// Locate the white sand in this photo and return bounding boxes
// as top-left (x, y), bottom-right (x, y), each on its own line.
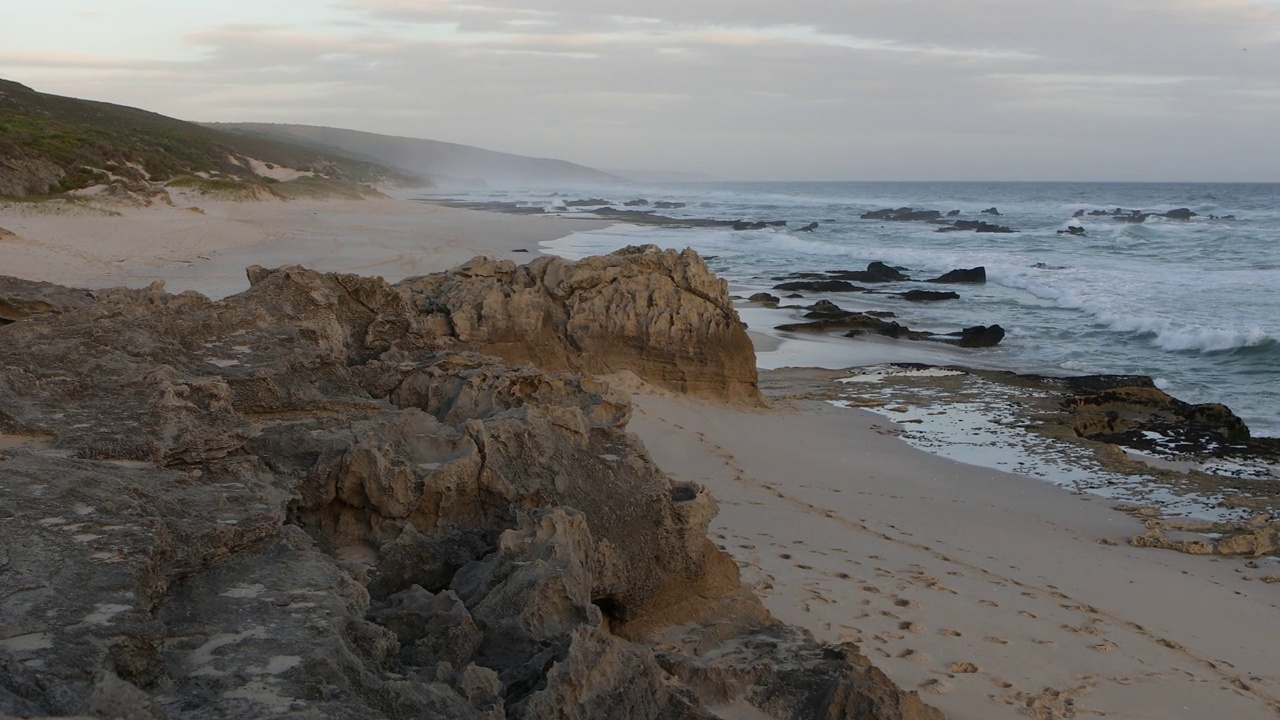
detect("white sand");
top-left (622, 374), bottom-right (1280, 719)
top-left (0, 193), bottom-right (605, 299)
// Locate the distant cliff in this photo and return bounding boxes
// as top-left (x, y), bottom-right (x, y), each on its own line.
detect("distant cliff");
top-left (209, 123), bottom-right (626, 187)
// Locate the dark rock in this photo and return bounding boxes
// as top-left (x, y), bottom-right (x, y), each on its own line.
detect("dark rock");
top-left (937, 220), bottom-right (1014, 234)
top-left (946, 210), bottom-right (961, 217)
top-left (1057, 226), bottom-right (1087, 237)
top-left (1072, 209), bottom-right (1085, 218)
top-left (564, 198), bottom-right (611, 207)
top-left (748, 292), bottom-right (780, 305)
top-left (653, 201), bottom-right (686, 209)
top-left (623, 199), bottom-right (650, 207)
top-left (512, 248), bottom-right (530, 253)
top-left (804, 299), bottom-right (854, 319)
top-left (822, 262), bottom-right (910, 283)
top-left (773, 279), bottom-right (860, 293)
top-left (860, 208), bottom-right (943, 222)
top-left (953, 324), bottom-right (1005, 348)
top-left (784, 293), bottom-right (804, 299)
top-left (980, 207), bottom-right (1001, 216)
top-left (797, 222), bottom-right (819, 232)
top-left (900, 290), bottom-right (959, 302)
top-left (926, 267), bottom-right (986, 284)
top-left (1162, 208), bottom-right (1197, 220)
top-left (1088, 210), bottom-right (1109, 216)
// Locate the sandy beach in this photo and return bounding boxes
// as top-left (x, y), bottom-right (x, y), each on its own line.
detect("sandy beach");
top-left (0, 191), bottom-right (605, 299)
top-left (4, 193), bottom-right (1277, 719)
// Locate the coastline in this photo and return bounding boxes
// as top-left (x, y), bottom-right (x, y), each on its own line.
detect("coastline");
top-left (0, 192), bottom-right (608, 299)
top-left (623, 372), bottom-right (1280, 720)
top-left (3, 192), bottom-right (1278, 718)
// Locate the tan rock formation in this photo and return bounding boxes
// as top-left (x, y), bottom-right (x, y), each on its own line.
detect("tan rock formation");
top-left (0, 258), bottom-right (937, 719)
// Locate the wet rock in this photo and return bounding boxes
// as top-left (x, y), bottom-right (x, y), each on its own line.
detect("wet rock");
top-left (860, 208), bottom-right (943, 222)
top-left (1113, 212), bottom-right (1150, 223)
top-left (653, 201), bottom-right (686, 209)
top-left (773, 279), bottom-right (861, 293)
top-left (900, 290), bottom-right (959, 302)
top-left (1057, 226), bottom-right (1087, 236)
top-left (936, 220), bottom-right (1014, 234)
top-left (952, 324), bottom-right (1005, 348)
top-left (926, 267), bottom-right (986, 284)
top-left (823, 262), bottom-right (910, 283)
top-left (980, 207), bottom-right (1001, 215)
top-left (797, 222), bottom-right (819, 232)
top-left (1162, 207), bottom-right (1197, 220)
top-left (563, 198), bottom-right (611, 207)
top-left (623, 199), bottom-right (650, 207)
top-left (748, 292), bottom-right (780, 305)
top-left (804, 299), bottom-right (855, 319)
top-left (1072, 209), bottom-right (1085, 218)
top-left (946, 210), bottom-right (961, 217)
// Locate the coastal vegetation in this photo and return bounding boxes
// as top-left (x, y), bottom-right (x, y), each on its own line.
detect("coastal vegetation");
top-left (0, 78), bottom-right (418, 197)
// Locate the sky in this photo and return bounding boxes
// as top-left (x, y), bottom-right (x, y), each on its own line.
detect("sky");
top-left (4, 0), bottom-right (1280, 181)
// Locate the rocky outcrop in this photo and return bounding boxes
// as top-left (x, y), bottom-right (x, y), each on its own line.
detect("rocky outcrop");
top-left (935, 220), bottom-right (1013, 234)
top-left (773, 279), bottom-right (862, 293)
top-left (0, 258), bottom-right (938, 719)
top-left (0, 275), bottom-right (95, 323)
top-left (394, 246), bottom-right (760, 404)
top-left (1131, 516), bottom-right (1280, 557)
top-left (900, 290), bottom-right (959, 302)
top-left (748, 292), bottom-right (780, 305)
top-left (926, 267), bottom-right (986, 284)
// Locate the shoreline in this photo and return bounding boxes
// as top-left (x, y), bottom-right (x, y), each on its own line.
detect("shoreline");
top-left (622, 372), bottom-right (1280, 720)
top-left (0, 192), bottom-right (608, 299)
top-left (4, 192), bottom-right (1278, 718)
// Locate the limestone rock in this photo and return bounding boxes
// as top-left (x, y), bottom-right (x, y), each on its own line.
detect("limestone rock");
top-left (0, 275), bottom-right (95, 323)
top-left (0, 259), bottom-right (936, 719)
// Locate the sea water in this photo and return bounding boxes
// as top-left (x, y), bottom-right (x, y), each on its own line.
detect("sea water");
top-left (424, 182), bottom-right (1280, 438)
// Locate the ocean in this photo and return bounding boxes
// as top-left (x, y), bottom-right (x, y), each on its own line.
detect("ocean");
top-left (423, 181), bottom-right (1280, 438)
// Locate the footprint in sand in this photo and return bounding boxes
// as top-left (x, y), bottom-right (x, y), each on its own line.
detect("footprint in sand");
top-left (861, 585), bottom-right (881, 594)
top-left (892, 597), bottom-right (913, 608)
top-left (978, 599), bottom-right (999, 607)
top-left (1018, 610), bottom-right (1037, 619)
top-left (916, 678), bottom-right (954, 695)
top-left (948, 662), bottom-right (981, 674)
top-left (983, 636), bottom-right (1008, 644)
top-left (939, 629), bottom-right (963, 637)
top-left (899, 621), bottom-right (926, 634)
top-left (1090, 641), bottom-right (1117, 653)
top-left (897, 648), bottom-right (931, 663)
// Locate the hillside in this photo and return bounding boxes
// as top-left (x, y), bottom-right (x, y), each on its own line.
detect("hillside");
top-left (208, 123), bottom-right (626, 187)
top-left (0, 79), bottom-right (419, 197)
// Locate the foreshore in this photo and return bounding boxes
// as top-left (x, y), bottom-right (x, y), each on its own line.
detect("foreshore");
top-left (3, 192), bottom-right (1278, 719)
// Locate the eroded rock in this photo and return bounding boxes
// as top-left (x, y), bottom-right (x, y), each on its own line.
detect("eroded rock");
top-left (0, 257), bottom-right (937, 719)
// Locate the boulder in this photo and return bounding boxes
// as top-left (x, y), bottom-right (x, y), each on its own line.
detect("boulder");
top-left (1072, 209), bottom-right (1085, 218)
top-left (823, 262), bottom-right (910, 283)
top-left (953, 324), bottom-right (1005, 348)
top-left (946, 210), bottom-right (961, 217)
top-left (653, 201), bottom-right (686, 209)
top-left (980, 207), bottom-right (1001, 215)
top-left (1162, 208), bottom-right (1197, 220)
top-left (564, 198), bottom-right (611, 207)
top-left (748, 292), bottom-right (780, 305)
top-left (926, 267), bottom-right (986, 284)
top-left (936, 220), bottom-right (1013, 233)
top-left (797, 222), bottom-right (819, 232)
top-left (1057, 226), bottom-right (1087, 236)
top-left (623, 199), bottom-right (649, 207)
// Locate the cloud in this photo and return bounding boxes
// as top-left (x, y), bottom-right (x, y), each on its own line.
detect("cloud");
top-left (2, 0), bottom-right (1278, 179)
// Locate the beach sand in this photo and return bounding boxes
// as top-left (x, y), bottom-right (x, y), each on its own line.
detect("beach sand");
top-left (4, 193), bottom-right (1277, 719)
top-left (622, 371), bottom-right (1280, 720)
top-left (0, 192), bottom-right (605, 298)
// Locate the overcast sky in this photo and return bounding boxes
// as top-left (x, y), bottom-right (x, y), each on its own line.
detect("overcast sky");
top-left (4, 0), bottom-right (1280, 181)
